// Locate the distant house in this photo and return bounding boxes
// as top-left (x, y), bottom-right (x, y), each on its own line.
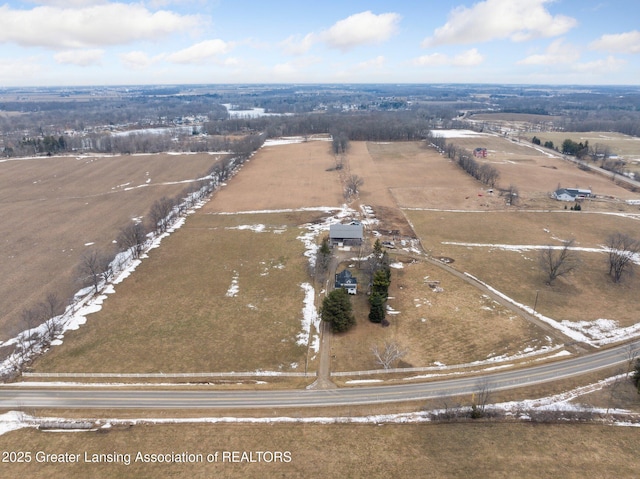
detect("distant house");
top-left (552, 188), bottom-right (592, 202)
top-left (335, 269), bottom-right (358, 294)
top-left (329, 221), bottom-right (363, 246)
top-left (473, 147), bottom-right (487, 158)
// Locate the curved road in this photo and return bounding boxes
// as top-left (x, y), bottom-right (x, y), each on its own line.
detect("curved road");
top-left (1, 340), bottom-right (638, 409)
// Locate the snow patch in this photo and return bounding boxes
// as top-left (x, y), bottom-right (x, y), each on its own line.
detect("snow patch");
top-left (225, 272), bottom-right (239, 297)
top-left (297, 283), bottom-right (320, 353)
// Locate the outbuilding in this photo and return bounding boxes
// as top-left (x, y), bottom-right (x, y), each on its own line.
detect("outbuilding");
top-left (329, 221), bottom-right (363, 246)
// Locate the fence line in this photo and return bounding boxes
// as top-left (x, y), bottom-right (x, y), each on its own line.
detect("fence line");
top-left (23, 371), bottom-right (311, 379)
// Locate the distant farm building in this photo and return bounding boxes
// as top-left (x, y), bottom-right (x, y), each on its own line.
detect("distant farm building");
top-left (473, 147), bottom-right (487, 158)
top-left (329, 221), bottom-right (363, 246)
top-left (552, 188), bottom-right (592, 202)
top-left (335, 269), bottom-right (358, 294)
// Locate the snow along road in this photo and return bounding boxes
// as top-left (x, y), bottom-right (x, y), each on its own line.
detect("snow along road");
top-left (2, 341), bottom-right (639, 410)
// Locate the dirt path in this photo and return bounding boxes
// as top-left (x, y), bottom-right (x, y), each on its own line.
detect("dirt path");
top-left (307, 251), bottom-right (342, 390)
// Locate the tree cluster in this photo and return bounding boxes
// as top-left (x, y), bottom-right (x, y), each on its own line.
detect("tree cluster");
top-left (561, 138), bottom-right (589, 158)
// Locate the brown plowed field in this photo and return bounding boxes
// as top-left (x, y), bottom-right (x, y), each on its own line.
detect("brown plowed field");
top-left (0, 153), bottom-right (227, 340)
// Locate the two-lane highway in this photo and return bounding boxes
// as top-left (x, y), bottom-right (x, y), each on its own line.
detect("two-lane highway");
top-left (2, 341), bottom-right (638, 410)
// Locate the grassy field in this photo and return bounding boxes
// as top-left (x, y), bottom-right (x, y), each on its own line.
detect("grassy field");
top-left (0, 152), bottom-right (227, 341)
top-left (330, 256), bottom-right (546, 372)
top-left (407, 209), bottom-right (640, 327)
top-left (441, 133), bottom-right (639, 203)
top-left (30, 210), bottom-right (322, 374)
top-left (519, 131), bottom-right (640, 161)
top-left (24, 138), bottom-right (640, 376)
top-left (0, 422), bottom-right (638, 478)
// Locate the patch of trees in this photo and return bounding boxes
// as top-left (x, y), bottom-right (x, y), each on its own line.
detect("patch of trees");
top-left (321, 288), bottom-right (355, 333)
top-left (561, 138), bottom-right (589, 158)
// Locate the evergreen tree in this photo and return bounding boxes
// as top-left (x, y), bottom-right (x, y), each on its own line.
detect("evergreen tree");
top-left (321, 288), bottom-right (355, 333)
top-left (368, 292), bottom-right (386, 323)
top-left (372, 267), bottom-right (391, 299)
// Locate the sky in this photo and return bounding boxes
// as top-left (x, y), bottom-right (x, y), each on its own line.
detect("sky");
top-left (0, 0), bottom-right (638, 86)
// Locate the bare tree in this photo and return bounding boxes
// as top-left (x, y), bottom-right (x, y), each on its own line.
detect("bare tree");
top-left (501, 184), bottom-right (519, 206)
top-left (371, 341), bottom-right (407, 369)
top-left (470, 379), bottom-right (493, 418)
top-left (117, 221), bottom-right (147, 259)
top-left (606, 233), bottom-right (640, 283)
top-left (478, 163), bottom-right (500, 188)
top-left (538, 239), bottom-right (580, 284)
top-left (624, 342), bottom-right (640, 377)
top-left (76, 249), bottom-right (113, 294)
top-left (148, 196), bottom-right (176, 233)
top-left (345, 174), bottom-right (364, 200)
top-left (40, 293), bottom-right (64, 345)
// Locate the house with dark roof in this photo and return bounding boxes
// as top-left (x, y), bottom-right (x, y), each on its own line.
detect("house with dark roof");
top-left (329, 221), bottom-right (363, 246)
top-left (335, 269), bottom-right (358, 294)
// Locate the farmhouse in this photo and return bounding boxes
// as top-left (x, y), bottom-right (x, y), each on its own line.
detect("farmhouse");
top-left (473, 147), bottom-right (487, 158)
top-left (329, 221), bottom-right (363, 246)
top-left (552, 187), bottom-right (592, 202)
top-left (335, 269), bottom-right (358, 294)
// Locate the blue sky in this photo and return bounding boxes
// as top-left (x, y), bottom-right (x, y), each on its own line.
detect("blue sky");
top-left (0, 0), bottom-right (638, 86)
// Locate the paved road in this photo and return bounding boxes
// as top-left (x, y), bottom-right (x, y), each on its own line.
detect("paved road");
top-left (2, 341), bottom-right (638, 409)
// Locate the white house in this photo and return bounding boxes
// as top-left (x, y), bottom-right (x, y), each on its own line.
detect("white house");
top-left (335, 269), bottom-right (358, 294)
top-left (552, 188), bottom-right (592, 202)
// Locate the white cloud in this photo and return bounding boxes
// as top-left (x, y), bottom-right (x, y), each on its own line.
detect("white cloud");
top-left (0, 3), bottom-right (203, 49)
top-left (280, 33), bottom-right (316, 56)
top-left (29, 0), bottom-right (108, 6)
top-left (518, 38), bottom-right (580, 65)
top-left (452, 48), bottom-right (485, 66)
top-left (572, 55), bottom-right (626, 74)
top-left (54, 49), bottom-right (104, 66)
top-left (120, 51), bottom-right (157, 70)
top-left (412, 53), bottom-right (449, 66)
top-left (422, 0), bottom-right (577, 47)
top-left (357, 56), bottom-right (386, 69)
top-left (166, 39), bottom-right (232, 64)
top-left (321, 11), bottom-right (401, 51)
top-left (412, 48), bottom-right (484, 67)
top-left (590, 30), bottom-right (640, 54)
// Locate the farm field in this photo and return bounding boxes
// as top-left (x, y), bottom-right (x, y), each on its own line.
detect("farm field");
top-left (440, 132), bottom-right (640, 203)
top-left (0, 422), bottom-right (637, 479)
top-left (23, 136), bottom-right (640, 377)
top-left (519, 131), bottom-right (640, 161)
top-left (31, 210), bottom-right (322, 374)
top-left (407, 209), bottom-right (640, 328)
top-left (0, 152), bottom-right (227, 341)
